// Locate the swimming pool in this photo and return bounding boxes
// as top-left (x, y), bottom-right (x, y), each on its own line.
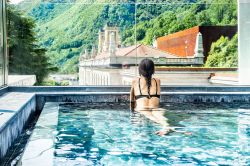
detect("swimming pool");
top-left (10, 102), bottom-right (250, 165)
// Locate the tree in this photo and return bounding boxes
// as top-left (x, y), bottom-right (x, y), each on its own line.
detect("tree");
top-left (123, 0), bottom-right (237, 45)
top-left (7, 4), bottom-right (57, 84)
top-left (205, 34), bottom-right (238, 67)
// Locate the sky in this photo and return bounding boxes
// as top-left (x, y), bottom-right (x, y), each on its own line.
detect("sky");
top-left (10, 0), bottom-right (24, 4)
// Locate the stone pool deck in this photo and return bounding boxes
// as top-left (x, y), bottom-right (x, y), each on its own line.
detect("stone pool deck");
top-left (20, 103), bottom-right (59, 166)
top-left (1, 85), bottom-right (250, 160)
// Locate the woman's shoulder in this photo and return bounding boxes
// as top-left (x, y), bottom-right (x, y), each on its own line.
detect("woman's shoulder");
top-left (153, 77), bottom-right (161, 82)
top-left (131, 77), bottom-right (139, 85)
top-left (153, 78), bottom-right (161, 85)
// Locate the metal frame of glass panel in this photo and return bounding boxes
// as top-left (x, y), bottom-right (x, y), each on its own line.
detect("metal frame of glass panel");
top-left (238, 0), bottom-right (250, 85)
top-left (0, 0), bottom-right (7, 87)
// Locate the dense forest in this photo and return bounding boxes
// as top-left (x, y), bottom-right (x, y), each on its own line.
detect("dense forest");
top-left (129, 0), bottom-right (237, 45)
top-left (10, 0), bottom-right (237, 74)
top-left (205, 34), bottom-right (238, 67)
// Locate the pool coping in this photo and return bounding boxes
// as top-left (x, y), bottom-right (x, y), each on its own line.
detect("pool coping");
top-left (19, 102), bottom-right (59, 166)
top-left (0, 92), bottom-right (36, 160)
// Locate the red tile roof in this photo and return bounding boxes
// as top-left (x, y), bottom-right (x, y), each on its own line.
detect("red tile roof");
top-left (94, 44), bottom-right (179, 59)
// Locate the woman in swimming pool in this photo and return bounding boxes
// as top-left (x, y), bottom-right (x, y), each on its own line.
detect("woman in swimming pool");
top-left (129, 59), bottom-right (174, 136)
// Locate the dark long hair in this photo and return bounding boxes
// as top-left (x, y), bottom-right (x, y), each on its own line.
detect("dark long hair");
top-left (139, 59), bottom-right (155, 97)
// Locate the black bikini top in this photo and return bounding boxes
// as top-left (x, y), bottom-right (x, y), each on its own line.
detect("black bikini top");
top-left (135, 78), bottom-right (160, 100)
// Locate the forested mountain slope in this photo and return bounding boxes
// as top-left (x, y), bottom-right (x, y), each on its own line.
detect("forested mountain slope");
top-left (17, 0), bottom-right (237, 73)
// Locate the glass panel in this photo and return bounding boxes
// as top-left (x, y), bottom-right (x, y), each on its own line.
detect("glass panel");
top-left (8, 0), bottom-right (136, 86)
top-left (135, 1), bottom-right (238, 86)
top-left (78, 2), bottom-right (136, 86)
top-left (7, 0), bottom-right (239, 86)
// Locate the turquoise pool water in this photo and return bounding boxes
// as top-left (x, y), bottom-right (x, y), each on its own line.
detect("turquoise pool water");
top-left (50, 103), bottom-right (249, 165)
top-left (4, 102), bottom-right (249, 165)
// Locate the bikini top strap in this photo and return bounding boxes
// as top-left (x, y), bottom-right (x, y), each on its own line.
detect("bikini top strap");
top-left (154, 78), bottom-right (158, 95)
top-left (138, 78), bottom-right (142, 95)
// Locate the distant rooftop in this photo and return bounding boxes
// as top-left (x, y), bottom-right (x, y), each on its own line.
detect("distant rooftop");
top-left (94, 44), bottom-right (179, 60)
top-left (157, 25), bottom-right (237, 58)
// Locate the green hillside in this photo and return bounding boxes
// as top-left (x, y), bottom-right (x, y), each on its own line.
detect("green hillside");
top-left (18, 0), bottom-right (137, 73)
top-left (17, 0), bottom-right (237, 73)
top-left (128, 0), bottom-right (237, 45)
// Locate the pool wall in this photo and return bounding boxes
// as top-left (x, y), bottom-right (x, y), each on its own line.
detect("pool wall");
top-left (35, 92), bottom-right (250, 111)
top-left (0, 92), bottom-right (36, 160)
top-left (7, 86), bottom-right (250, 111)
top-left (1, 85), bottom-right (250, 161)
top-left (0, 87), bottom-right (8, 96)
top-left (7, 85), bottom-right (250, 92)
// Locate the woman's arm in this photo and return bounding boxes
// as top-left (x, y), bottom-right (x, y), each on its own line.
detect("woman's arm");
top-left (151, 110), bottom-right (169, 128)
top-left (136, 109), bottom-right (173, 136)
top-left (158, 79), bottom-right (161, 95)
top-left (130, 80), bottom-right (136, 111)
top-left (152, 110), bottom-right (192, 136)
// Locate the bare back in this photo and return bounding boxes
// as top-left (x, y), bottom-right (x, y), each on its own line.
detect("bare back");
top-left (130, 77), bottom-right (161, 109)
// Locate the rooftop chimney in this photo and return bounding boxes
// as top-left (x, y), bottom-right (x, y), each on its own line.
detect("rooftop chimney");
top-left (194, 32), bottom-right (204, 58)
top-left (91, 46), bottom-right (97, 59)
top-left (109, 32), bottom-right (116, 56)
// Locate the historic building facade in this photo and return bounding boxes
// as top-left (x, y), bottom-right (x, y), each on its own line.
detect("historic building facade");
top-left (79, 25), bottom-right (236, 86)
top-left (79, 25), bottom-right (205, 67)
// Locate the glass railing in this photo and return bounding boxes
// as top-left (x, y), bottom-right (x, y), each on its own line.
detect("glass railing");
top-left (5, 0), bottom-right (243, 86)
